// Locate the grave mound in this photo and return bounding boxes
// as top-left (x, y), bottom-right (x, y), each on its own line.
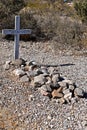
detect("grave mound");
top-left (4, 58), bottom-right (85, 104)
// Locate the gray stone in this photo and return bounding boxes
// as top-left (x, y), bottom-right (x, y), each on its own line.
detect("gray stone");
top-left (27, 68), bottom-right (44, 77)
top-left (26, 70), bottom-right (39, 77)
top-left (34, 74), bottom-right (47, 87)
top-left (13, 68), bottom-right (25, 77)
top-left (62, 79), bottom-right (74, 85)
top-left (35, 68), bottom-right (49, 76)
top-left (41, 68), bottom-right (48, 74)
top-left (38, 84), bottom-right (52, 92)
top-left (20, 75), bottom-right (29, 82)
top-left (58, 81), bottom-right (68, 89)
top-left (51, 82), bottom-right (59, 89)
top-left (69, 84), bottom-right (75, 91)
top-left (48, 67), bottom-right (54, 75)
top-left (52, 74), bottom-right (59, 84)
top-left (74, 87), bottom-right (84, 97)
top-left (38, 85), bottom-right (46, 92)
top-left (4, 63), bottom-right (10, 70)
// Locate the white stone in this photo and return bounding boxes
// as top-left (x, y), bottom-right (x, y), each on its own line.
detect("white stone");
top-left (58, 81), bottom-right (67, 88)
top-left (47, 115), bottom-right (52, 120)
top-left (62, 79), bottom-right (74, 85)
top-left (29, 61), bottom-right (37, 66)
top-left (64, 92), bottom-right (72, 100)
top-left (6, 60), bottom-right (11, 64)
top-left (28, 94), bottom-right (34, 101)
top-left (63, 89), bottom-right (70, 95)
top-left (13, 68), bottom-right (25, 77)
top-left (4, 63), bottom-right (10, 70)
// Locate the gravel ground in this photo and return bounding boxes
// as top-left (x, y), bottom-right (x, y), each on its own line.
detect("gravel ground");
top-left (0, 40), bottom-right (87, 130)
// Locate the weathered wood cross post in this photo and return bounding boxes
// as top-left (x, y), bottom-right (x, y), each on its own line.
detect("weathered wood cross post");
top-left (2, 15), bottom-right (32, 59)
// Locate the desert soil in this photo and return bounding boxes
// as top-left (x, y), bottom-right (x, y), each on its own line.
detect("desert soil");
top-left (0, 40), bottom-right (87, 130)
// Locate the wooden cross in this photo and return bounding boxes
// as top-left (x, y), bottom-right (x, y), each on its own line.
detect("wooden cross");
top-left (2, 15), bottom-right (32, 59)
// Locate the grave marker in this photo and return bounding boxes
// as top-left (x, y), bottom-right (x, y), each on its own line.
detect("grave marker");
top-left (2, 15), bottom-right (32, 59)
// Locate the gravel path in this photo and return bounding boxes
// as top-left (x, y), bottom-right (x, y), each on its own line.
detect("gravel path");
top-left (0, 40), bottom-right (87, 130)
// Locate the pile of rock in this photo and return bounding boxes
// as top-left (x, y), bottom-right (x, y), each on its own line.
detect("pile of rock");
top-left (4, 58), bottom-right (85, 104)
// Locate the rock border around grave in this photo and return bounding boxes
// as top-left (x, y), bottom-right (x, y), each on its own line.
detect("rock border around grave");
top-left (4, 59), bottom-right (85, 104)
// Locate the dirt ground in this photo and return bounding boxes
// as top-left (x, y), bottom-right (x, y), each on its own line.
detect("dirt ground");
top-left (0, 40), bottom-right (87, 130)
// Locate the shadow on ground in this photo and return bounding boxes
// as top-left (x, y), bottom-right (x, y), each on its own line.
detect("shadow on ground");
top-left (84, 92), bottom-right (87, 99)
top-left (39, 63), bottom-right (75, 67)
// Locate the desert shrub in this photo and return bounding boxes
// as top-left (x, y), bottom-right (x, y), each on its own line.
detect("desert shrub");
top-left (33, 10), bottom-right (83, 43)
top-left (74, 0), bottom-right (87, 23)
top-left (0, 0), bottom-right (86, 47)
top-left (19, 10), bottom-right (42, 41)
top-left (0, 0), bottom-right (26, 30)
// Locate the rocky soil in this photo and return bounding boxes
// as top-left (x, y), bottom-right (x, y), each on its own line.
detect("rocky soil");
top-left (0, 40), bottom-right (87, 130)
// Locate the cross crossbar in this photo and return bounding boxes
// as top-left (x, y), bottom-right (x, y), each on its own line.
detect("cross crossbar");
top-left (2, 29), bottom-right (32, 35)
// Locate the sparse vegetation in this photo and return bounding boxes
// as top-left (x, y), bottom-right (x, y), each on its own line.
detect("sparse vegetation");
top-left (74, 0), bottom-right (87, 23)
top-left (0, 0), bottom-right (26, 29)
top-left (0, 0), bottom-right (87, 48)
